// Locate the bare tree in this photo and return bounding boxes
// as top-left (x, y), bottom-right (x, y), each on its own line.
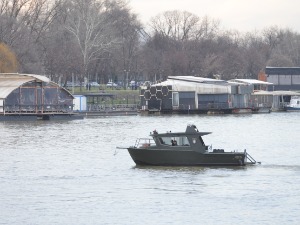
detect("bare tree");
top-left (267, 54), bottom-right (294, 67)
top-left (107, 0), bottom-right (142, 85)
top-left (150, 11), bottom-right (220, 42)
top-left (270, 28), bottom-right (300, 66)
top-left (3, 2), bottom-right (300, 83)
top-left (262, 26), bottom-right (284, 61)
top-left (65, 0), bottom-right (120, 82)
top-left (150, 10), bottom-right (200, 42)
top-left (0, 0), bottom-right (63, 73)
top-left (194, 15), bottom-right (220, 40)
top-left (41, 5), bottom-right (82, 84)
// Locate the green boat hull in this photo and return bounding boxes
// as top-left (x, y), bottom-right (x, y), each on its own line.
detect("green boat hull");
top-left (128, 148), bottom-right (246, 166)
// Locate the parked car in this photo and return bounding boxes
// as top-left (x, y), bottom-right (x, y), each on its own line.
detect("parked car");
top-left (89, 82), bottom-right (100, 86)
top-left (129, 80), bottom-right (136, 87)
top-left (106, 82), bottom-right (118, 88)
top-left (66, 81), bottom-right (81, 87)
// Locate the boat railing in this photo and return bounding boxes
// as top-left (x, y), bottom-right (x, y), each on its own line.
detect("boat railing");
top-left (245, 150), bottom-right (257, 164)
top-left (134, 138), bottom-right (156, 148)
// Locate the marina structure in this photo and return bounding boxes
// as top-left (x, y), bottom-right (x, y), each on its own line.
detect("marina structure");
top-left (227, 79), bottom-right (300, 112)
top-left (0, 73), bottom-right (81, 120)
top-left (263, 67), bottom-right (300, 91)
top-left (228, 79), bottom-right (273, 113)
top-left (140, 76), bottom-right (264, 114)
top-left (73, 92), bottom-right (138, 116)
top-left (140, 74), bottom-right (300, 114)
top-left (285, 95), bottom-right (300, 111)
top-left (249, 90), bottom-right (300, 112)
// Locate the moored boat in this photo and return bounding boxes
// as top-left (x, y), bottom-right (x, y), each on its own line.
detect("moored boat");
top-left (285, 96), bottom-right (300, 111)
top-left (125, 124), bottom-right (257, 166)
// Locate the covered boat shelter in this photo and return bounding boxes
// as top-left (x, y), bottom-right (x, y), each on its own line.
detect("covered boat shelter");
top-left (271, 90), bottom-right (300, 111)
top-left (0, 73), bottom-right (80, 120)
top-left (140, 76), bottom-right (254, 114)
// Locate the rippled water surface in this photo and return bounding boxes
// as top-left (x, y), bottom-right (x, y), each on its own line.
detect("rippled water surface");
top-left (0, 113), bottom-right (300, 224)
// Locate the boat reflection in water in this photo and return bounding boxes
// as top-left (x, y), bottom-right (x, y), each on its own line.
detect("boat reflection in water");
top-left (126, 124), bottom-right (257, 166)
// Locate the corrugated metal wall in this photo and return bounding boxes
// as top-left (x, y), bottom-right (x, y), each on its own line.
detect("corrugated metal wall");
top-left (198, 94), bottom-right (229, 110)
top-left (179, 92), bottom-right (195, 110)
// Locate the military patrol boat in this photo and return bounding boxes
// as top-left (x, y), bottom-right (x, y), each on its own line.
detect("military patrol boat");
top-left (126, 124), bottom-right (257, 166)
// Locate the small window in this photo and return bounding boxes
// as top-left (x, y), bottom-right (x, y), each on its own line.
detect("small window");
top-left (172, 92), bottom-right (179, 106)
top-left (199, 137), bottom-right (205, 145)
top-left (160, 136), bottom-right (190, 146)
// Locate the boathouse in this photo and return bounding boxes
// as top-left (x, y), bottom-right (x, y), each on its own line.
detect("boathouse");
top-left (0, 73), bottom-right (79, 120)
top-left (140, 76), bottom-right (254, 114)
top-left (264, 67), bottom-right (300, 91)
top-left (228, 79), bottom-right (274, 112)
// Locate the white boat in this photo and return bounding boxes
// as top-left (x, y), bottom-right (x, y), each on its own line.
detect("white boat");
top-left (285, 96), bottom-right (300, 111)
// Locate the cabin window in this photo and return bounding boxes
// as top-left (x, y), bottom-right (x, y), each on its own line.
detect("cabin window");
top-left (160, 136), bottom-right (190, 146)
top-left (199, 137), bottom-right (205, 145)
top-left (172, 92), bottom-right (179, 106)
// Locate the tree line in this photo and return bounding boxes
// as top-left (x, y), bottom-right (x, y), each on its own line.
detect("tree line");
top-left (1, 0), bottom-right (300, 86)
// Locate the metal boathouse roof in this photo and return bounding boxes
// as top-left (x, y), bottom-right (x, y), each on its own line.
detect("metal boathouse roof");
top-left (0, 73), bottom-right (51, 99)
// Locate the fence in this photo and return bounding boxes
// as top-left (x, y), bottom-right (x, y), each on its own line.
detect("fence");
top-left (4, 104), bottom-right (73, 114)
top-left (86, 104), bottom-right (138, 112)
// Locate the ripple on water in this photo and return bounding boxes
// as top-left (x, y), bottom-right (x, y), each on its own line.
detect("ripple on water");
top-left (0, 114), bottom-right (300, 225)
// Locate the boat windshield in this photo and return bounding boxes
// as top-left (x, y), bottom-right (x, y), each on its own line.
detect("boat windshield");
top-left (159, 136), bottom-right (190, 146)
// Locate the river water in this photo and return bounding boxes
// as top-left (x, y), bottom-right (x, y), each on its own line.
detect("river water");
top-left (0, 112), bottom-right (299, 225)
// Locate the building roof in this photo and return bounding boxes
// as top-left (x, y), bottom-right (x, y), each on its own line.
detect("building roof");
top-left (271, 90), bottom-right (300, 96)
top-left (229, 79), bottom-right (273, 85)
top-left (253, 90), bottom-right (300, 96)
top-left (265, 67), bottom-right (300, 75)
top-left (0, 73), bottom-right (51, 99)
top-left (167, 76), bottom-right (227, 84)
top-left (151, 76), bottom-right (229, 87)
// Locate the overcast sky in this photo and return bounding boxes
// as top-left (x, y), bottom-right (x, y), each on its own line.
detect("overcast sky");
top-left (129, 0), bottom-right (300, 32)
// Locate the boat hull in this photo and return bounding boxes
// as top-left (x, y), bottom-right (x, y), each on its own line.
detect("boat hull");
top-left (285, 106), bottom-right (300, 111)
top-left (128, 148), bottom-right (246, 166)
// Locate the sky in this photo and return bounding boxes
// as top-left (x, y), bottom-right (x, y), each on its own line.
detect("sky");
top-left (129, 0), bottom-right (300, 33)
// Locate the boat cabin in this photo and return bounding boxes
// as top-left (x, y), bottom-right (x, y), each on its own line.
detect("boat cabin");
top-left (135, 124), bottom-right (211, 153)
top-left (290, 96), bottom-right (300, 106)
